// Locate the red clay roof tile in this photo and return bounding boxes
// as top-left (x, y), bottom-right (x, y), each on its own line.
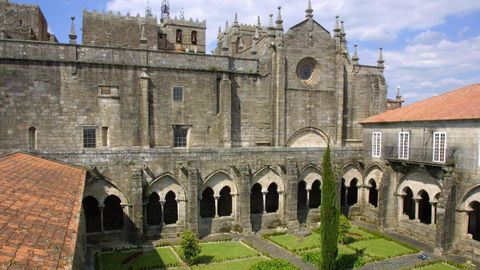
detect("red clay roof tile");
top-left (361, 83), bottom-right (480, 124)
top-left (0, 152), bottom-right (85, 270)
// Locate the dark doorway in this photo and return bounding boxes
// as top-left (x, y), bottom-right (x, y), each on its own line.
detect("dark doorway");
top-left (418, 190), bottom-right (431, 224)
top-left (368, 179), bottom-right (378, 208)
top-left (309, 180), bottom-right (321, 208)
top-left (200, 187), bottom-right (215, 218)
top-left (147, 192), bottom-right (162, 225)
top-left (250, 183), bottom-right (263, 214)
top-left (103, 195), bottom-right (124, 231)
top-left (164, 191), bottom-right (178, 225)
top-left (297, 181), bottom-right (307, 209)
top-left (83, 196), bottom-right (101, 233)
top-left (347, 178), bottom-right (358, 206)
top-left (218, 186), bottom-right (232, 217)
top-left (266, 183), bottom-right (279, 213)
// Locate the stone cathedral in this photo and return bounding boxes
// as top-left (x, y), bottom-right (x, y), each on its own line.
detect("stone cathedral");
top-left (18, 0), bottom-right (480, 261)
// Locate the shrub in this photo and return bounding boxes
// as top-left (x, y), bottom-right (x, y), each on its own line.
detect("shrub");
top-left (249, 258), bottom-right (299, 270)
top-left (179, 230), bottom-right (201, 265)
top-left (338, 215), bottom-right (352, 244)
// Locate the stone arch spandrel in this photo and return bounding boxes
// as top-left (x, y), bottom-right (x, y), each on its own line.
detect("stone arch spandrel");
top-left (461, 185), bottom-right (480, 211)
top-left (149, 174), bottom-right (186, 201)
top-left (202, 170), bottom-right (238, 196)
top-left (299, 165), bottom-right (322, 190)
top-left (364, 166), bottom-right (383, 187)
top-left (83, 178), bottom-right (129, 206)
top-left (252, 167), bottom-right (284, 192)
top-left (397, 170), bottom-right (442, 199)
top-left (287, 127), bottom-right (329, 148)
top-left (340, 164), bottom-right (363, 187)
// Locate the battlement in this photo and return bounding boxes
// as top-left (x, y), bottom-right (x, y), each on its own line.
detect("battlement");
top-left (83, 9), bottom-right (158, 23)
top-left (163, 16), bottom-right (206, 29)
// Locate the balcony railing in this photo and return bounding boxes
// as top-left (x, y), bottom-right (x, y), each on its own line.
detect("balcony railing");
top-left (385, 146), bottom-right (456, 165)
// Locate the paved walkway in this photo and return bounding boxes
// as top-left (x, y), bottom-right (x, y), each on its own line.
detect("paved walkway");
top-left (241, 234), bottom-right (317, 270)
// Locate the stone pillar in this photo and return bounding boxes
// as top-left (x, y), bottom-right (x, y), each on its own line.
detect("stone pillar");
top-left (186, 165), bottom-right (199, 234)
top-left (220, 73), bottom-right (232, 147)
top-left (130, 168), bottom-right (144, 241)
top-left (306, 188), bottom-right (311, 208)
top-left (397, 194), bottom-right (405, 219)
top-left (143, 202), bottom-right (148, 230)
top-left (278, 191), bottom-right (285, 217)
top-left (214, 195), bottom-right (220, 218)
top-left (414, 197), bottom-right (420, 221)
top-left (160, 201), bottom-right (165, 226)
top-left (273, 46), bottom-right (286, 146)
top-left (232, 194), bottom-right (237, 218)
top-left (285, 158), bottom-right (299, 228)
top-left (238, 167), bottom-right (252, 233)
top-left (430, 201), bottom-right (437, 225)
top-left (434, 169), bottom-right (457, 255)
top-left (99, 205), bottom-right (105, 233)
top-left (140, 69), bottom-right (150, 148)
top-left (344, 187), bottom-right (349, 206)
top-left (262, 191), bottom-right (268, 214)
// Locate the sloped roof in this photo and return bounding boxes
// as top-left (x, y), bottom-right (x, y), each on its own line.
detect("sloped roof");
top-left (0, 152), bottom-right (85, 269)
top-left (361, 83), bottom-right (480, 124)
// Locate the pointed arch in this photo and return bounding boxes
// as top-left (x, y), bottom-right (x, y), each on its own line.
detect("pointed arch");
top-left (460, 185), bottom-right (480, 211)
top-left (83, 177), bottom-right (129, 206)
top-left (252, 166), bottom-right (284, 192)
top-left (364, 164), bottom-right (383, 187)
top-left (298, 164), bottom-right (322, 190)
top-left (340, 163), bottom-right (363, 187)
top-left (397, 170), bottom-right (442, 200)
top-left (202, 170), bottom-right (238, 196)
top-left (149, 174), bottom-right (186, 201)
top-left (286, 127), bottom-right (329, 148)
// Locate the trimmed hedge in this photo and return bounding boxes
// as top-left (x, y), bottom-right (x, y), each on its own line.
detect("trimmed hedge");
top-left (249, 258), bottom-right (300, 270)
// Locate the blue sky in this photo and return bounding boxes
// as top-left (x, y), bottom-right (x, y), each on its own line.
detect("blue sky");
top-left (15, 0), bottom-right (480, 103)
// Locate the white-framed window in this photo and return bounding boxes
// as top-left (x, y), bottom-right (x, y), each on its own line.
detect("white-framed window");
top-left (432, 132), bottom-right (447, 163)
top-left (398, 132), bottom-right (409, 159)
top-left (372, 132), bottom-right (382, 158)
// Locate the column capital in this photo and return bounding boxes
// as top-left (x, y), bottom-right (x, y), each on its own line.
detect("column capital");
top-left (213, 195), bottom-right (221, 200)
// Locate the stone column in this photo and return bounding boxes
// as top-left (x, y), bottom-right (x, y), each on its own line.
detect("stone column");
top-left (464, 210), bottom-right (472, 238)
top-left (130, 168), bottom-right (144, 240)
top-left (397, 194), bottom-right (405, 219)
top-left (306, 188), bottom-right (311, 209)
top-left (140, 69), bottom-right (150, 148)
top-left (238, 167), bottom-right (252, 233)
top-left (99, 205), bottom-right (105, 233)
top-left (344, 187), bottom-right (349, 206)
top-left (414, 197), bottom-right (420, 221)
top-left (278, 191), bottom-right (285, 216)
top-left (430, 200), bottom-right (437, 225)
top-left (186, 165), bottom-right (199, 234)
top-left (262, 191), bottom-right (268, 214)
top-left (220, 73), bottom-right (232, 147)
top-left (214, 195), bottom-right (220, 218)
top-left (143, 202), bottom-right (148, 229)
top-left (285, 158), bottom-right (299, 228)
top-left (231, 194), bottom-right (237, 218)
top-left (160, 201), bottom-right (165, 226)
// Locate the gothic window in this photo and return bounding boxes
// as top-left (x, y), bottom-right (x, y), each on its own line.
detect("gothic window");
top-left (309, 180), bottom-right (321, 208)
top-left (218, 186), bottom-right (232, 217)
top-left (403, 187), bottom-right (415, 220)
top-left (398, 131), bottom-right (409, 159)
top-left (164, 191), bottom-right (178, 224)
top-left (250, 183), bottom-right (263, 214)
top-left (191, 31), bottom-right (197, 45)
top-left (173, 86), bottom-right (183, 101)
top-left (296, 58), bottom-right (317, 82)
top-left (418, 190), bottom-right (431, 224)
top-left (372, 132), bottom-right (381, 157)
top-left (82, 196), bottom-right (101, 233)
top-left (347, 178), bottom-right (358, 206)
top-left (103, 195), bottom-right (124, 231)
top-left (83, 127), bottom-right (96, 148)
top-left (28, 127), bottom-right (36, 150)
top-left (176, 29), bottom-right (183, 43)
top-left (297, 181), bottom-right (307, 210)
top-left (265, 183), bottom-right (279, 213)
top-left (433, 132), bottom-right (447, 163)
top-left (200, 187), bottom-right (215, 218)
top-left (368, 179), bottom-right (378, 207)
top-left (147, 192), bottom-right (162, 226)
top-left (173, 126), bottom-right (188, 147)
top-left (468, 201), bottom-right (480, 241)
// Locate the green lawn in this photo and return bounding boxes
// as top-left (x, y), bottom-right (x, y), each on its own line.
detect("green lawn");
top-left (348, 238), bottom-right (415, 259)
top-left (415, 263), bottom-right (460, 270)
top-left (266, 233), bottom-right (321, 251)
top-left (192, 257), bottom-right (269, 270)
top-left (175, 241), bottom-right (260, 264)
top-left (99, 246), bottom-right (181, 270)
top-left (347, 227), bottom-right (378, 241)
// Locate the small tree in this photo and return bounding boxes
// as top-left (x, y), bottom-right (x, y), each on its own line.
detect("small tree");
top-left (338, 214), bottom-right (352, 244)
top-left (180, 230), bottom-right (201, 265)
top-left (250, 258), bottom-right (299, 270)
top-left (319, 145), bottom-right (339, 270)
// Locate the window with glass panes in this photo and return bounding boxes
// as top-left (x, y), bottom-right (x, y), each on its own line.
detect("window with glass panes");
top-left (433, 132), bottom-right (446, 162)
top-left (372, 132), bottom-right (381, 157)
top-left (83, 128), bottom-right (96, 148)
top-left (173, 86), bottom-right (183, 101)
top-left (173, 127), bottom-right (188, 147)
top-left (398, 132), bottom-right (409, 159)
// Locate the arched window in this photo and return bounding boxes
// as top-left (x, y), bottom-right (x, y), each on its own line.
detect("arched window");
top-left (103, 195), bottom-right (124, 231)
top-left (297, 181), bottom-right (307, 210)
top-left (250, 183), bottom-right (263, 214)
top-left (468, 201), bottom-right (480, 241)
top-left (147, 193), bottom-right (162, 226)
top-left (82, 196), bottom-right (101, 233)
top-left (266, 183), bottom-right (279, 213)
top-left (200, 187), bottom-right (215, 218)
top-left (176, 29), bottom-right (183, 43)
top-left (403, 188), bottom-right (415, 220)
top-left (418, 190), bottom-right (431, 224)
top-left (368, 179), bottom-right (378, 208)
top-left (218, 186), bottom-right (232, 217)
top-left (191, 31), bottom-right (197, 45)
top-left (309, 180), bottom-right (321, 208)
top-left (28, 127), bottom-right (36, 150)
top-left (164, 191), bottom-right (178, 224)
top-left (347, 178), bottom-right (358, 206)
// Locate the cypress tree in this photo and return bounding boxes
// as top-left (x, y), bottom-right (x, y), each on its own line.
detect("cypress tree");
top-left (319, 145), bottom-right (339, 270)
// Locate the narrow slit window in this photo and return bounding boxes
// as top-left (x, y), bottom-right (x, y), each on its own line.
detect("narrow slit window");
top-left (102, 127), bottom-right (109, 147)
top-left (83, 128), bottom-right (96, 148)
top-left (191, 31), bottom-right (197, 45)
top-left (28, 127), bottom-right (36, 150)
top-left (176, 29), bottom-right (183, 43)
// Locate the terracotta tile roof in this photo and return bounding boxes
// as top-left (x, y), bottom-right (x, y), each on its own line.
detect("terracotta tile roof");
top-left (361, 83), bottom-right (480, 124)
top-left (0, 152), bottom-right (85, 270)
